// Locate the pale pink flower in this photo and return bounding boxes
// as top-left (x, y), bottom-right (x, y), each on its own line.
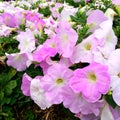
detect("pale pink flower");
top-left (0, 25), bottom-right (11, 36)
top-left (108, 49), bottom-right (120, 106)
top-left (70, 62), bottom-right (110, 102)
top-left (30, 78), bottom-right (52, 110)
top-left (26, 11), bottom-right (39, 22)
top-left (87, 9), bottom-right (108, 32)
top-left (112, 0), bottom-right (120, 6)
top-left (6, 53), bottom-right (29, 71)
top-left (70, 34), bottom-right (98, 63)
top-left (94, 20), bottom-right (117, 59)
top-left (14, 12), bottom-right (26, 25)
top-left (50, 3), bottom-right (62, 18)
top-left (16, 30), bottom-right (36, 53)
top-left (100, 103), bottom-right (114, 120)
top-left (1, 12), bottom-right (17, 27)
top-left (21, 73), bottom-right (32, 96)
top-left (110, 106), bottom-right (120, 120)
top-left (55, 21), bottom-right (78, 58)
top-left (0, 16), bottom-right (3, 25)
top-left (41, 63), bottom-right (73, 104)
top-left (62, 86), bottom-right (104, 115)
top-left (33, 37), bottom-right (57, 63)
top-left (58, 5), bottom-right (78, 21)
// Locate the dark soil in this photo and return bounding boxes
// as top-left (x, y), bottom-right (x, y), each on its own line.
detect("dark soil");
top-left (13, 101), bottom-right (79, 120)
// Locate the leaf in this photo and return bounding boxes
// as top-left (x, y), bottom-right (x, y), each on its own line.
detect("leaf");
top-left (105, 94), bottom-right (117, 108)
top-left (0, 91), bottom-right (4, 104)
top-left (4, 80), bottom-right (17, 96)
top-left (0, 68), bottom-right (17, 88)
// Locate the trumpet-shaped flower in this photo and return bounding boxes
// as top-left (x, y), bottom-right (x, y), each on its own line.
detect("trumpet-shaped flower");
top-left (70, 62), bottom-right (110, 102)
top-left (55, 20), bottom-right (78, 58)
top-left (6, 52), bottom-right (29, 71)
top-left (62, 86), bottom-right (104, 115)
top-left (94, 20), bottom-right (117, 59)
top-left (16, 30), bottom-right (36, 53)
top-left (1, 12), bottom-right (17, 27)
top-left (87, 9), bottom-right (108, 32)
top-left (41, 63), bottom-right (73, 104)
top-left (70, 34), bottom-right (98, 63)
top-left (21, 73), bottom-right (32, 96)
top-left (108, 49), bottom-right (120, 106)
top-left (112, 0), bottom-right (120, 6)
top-left (30, 78), bottom-right (52, 110)
top-left (33, 37), bottom-right (57, 63)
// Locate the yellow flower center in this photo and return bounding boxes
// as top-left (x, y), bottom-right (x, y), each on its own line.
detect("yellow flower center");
top-left (117, 72), bottom-right (120, 78)
top-left (62, 33), bottom-right (69, 42)
top-left (88, 73), bottom-right (96, 82)
top-left (56, 78), bottom-right (64, 85)
top-left (84, 43), bottom-right (91, 51)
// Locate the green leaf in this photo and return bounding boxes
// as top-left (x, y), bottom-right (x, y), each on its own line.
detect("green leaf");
top-left (105, 94), bottom-right (117, 108)
top-left (0, 91), bottom-right (4, 104)
top-left (38, 6), bottom-right (51, 17)
top-left (4, 80), bottom-right (17, 96)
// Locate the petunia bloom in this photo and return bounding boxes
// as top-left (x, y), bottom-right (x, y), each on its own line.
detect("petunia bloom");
top-left (21, 73), bottom-right (32, 96)
top-left (6, 52), bottom-right (29, 71)
top-left (108, 49), bottom-right (120, 106)
top-left (30, 78), bottom-right (52, 110)
top-left (1, 12), bottom-right (17, 27)
top-left (62, 86), bottom-right (104, 115)
top-left (55, 20), bottom-right (78, 58)
top-left (16, 30), bottom-right (36, 53)
top-left (112, 0), bottom-right (120, 6)
top-left (70, 62), bottom-right (110, 102)
top-left (87, 9), bottom-right (108, 32)
top-left (40, 63), bottom-right (73, 104)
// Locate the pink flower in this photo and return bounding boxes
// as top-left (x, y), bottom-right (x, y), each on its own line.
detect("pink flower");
top-left (16, 30), bottom-right (36, 53)
top-left (112, 0), bottom-right (120, 6)
top-left (93, 20), bottom-right (117, 59)
top-left (6, 53), bottom-right (29, 71)
top-left (33, 37), bottom-right (57, 63)
top-left (21, 73), bottom-right (32, 96)
top-left (26, 11), bottom-right (39, 22)
top-left (30, 78), bottom-right (52, 110)
top-left (41, 63), bottom-right (73, 104)
top-left (1, 12), bottom-right (17, 27)
top-left (50, 3), bottom-right (62, 18)
top-left (35, 19), bottom-right (45, 31)
top-left (70, 62), bottom-right (110, 102)
top-left (70, 34), bottom-right (98, 63)
top-left (108, 49), bottom-right (120, 106)
top-left (62, 86), bottom-right (104, 115)
top-left (14, 12), bottom-right (26, 25)
top-left (55, 21), bottom-right (78, 58)
top-left (87, 10), bottom-right (108, 32)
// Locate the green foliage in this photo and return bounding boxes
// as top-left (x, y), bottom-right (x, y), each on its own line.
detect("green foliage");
top-left (25, 64), bottom-right (43, 77)
top-left (35, 32), bottom-right (48, 44)
top-left (71, 10), bottom-right (87, 26)
top-left (0, 35), bottom-right (19, 55)
top-left (31, 0), bottom-right (41, 10)
top-left (105, 94), bottom-right (117, 108)
top-left (87, 0), bottom-right (112, 12)
top-left (38, 6), bottom-right (51, 17)
top-left (65, 0), bottom-right (85, 7)
top-left (77, 24), bottom-right (91, 43)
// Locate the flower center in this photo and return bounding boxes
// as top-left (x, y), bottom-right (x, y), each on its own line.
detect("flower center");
top-left (84, 43), bottom-right (91, 50)
top-left (62, 33), bottom-right (69, 42)
top-left (88, 73), bottom-right (96, 82)
top-left (56, 78), bottom-right (64, 85)
top-left (117, 72), bottom-right (120, 78)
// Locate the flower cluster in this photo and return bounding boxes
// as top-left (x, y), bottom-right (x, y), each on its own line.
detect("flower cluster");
top-left (1, 0), bottom-right (120, 119)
